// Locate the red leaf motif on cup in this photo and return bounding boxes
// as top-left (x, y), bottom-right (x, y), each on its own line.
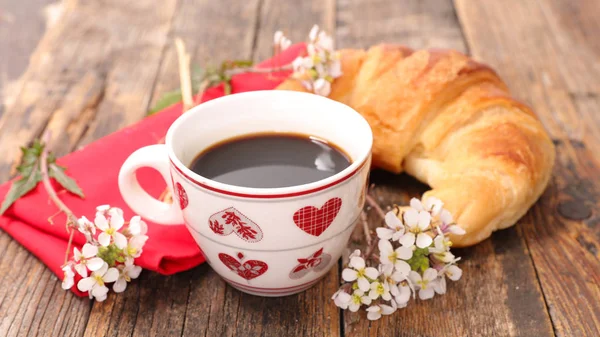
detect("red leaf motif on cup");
top-left (289, 248), bottom-right (332, 279)
top-left (208, 207), bottom-right (263, 242)
top-left (219, 253), bottom-right (268, 280)
top-left (175, 182), bottom-right (188, 210)
top-left (293, 198), bottom-right (342, 237)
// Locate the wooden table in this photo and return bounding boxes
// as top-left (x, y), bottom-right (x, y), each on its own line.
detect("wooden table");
top-left (0, 1), bottom-right (599, 336)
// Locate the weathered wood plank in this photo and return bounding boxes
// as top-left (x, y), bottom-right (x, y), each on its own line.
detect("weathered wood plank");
top-left (0, 0), bottom-right (180, 336)
top-left (0, 0), bottom-right (56, 118)
top-left (337, 1), bottom-right (554, 336)
top-left (336, 0), bottom-right (467, 53)
top-left (455, 0), bottom-right (600, 335)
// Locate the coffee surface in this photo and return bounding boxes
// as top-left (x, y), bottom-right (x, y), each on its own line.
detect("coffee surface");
top-left (189, 133), bottom-right (351, 188)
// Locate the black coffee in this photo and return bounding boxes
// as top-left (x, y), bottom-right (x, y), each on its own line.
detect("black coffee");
top-left (189, 133), bottom-right (351, 188)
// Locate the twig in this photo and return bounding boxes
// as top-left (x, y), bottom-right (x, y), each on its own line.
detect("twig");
top-left (225, 64), bottom-right (292, 76)
top-left (360, 210), bottom-right (372, 247)
top-left (366, 194), bottom-right (386, 221)
top-left (40, 132), bottom-right (79, 265)
top-left (175, 38), bottom-right (193, 111)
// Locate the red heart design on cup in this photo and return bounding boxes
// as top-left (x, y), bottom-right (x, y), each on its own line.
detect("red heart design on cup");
top-left (218, 253), bottom-right (268, 280)
top-left (175, 182), bottom-right (189, 210)
top-left (293, 197), bottom-right (342, 237)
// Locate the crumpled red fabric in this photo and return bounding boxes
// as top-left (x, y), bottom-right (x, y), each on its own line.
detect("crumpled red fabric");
top-left (0, 44), bottom-right (305, 296)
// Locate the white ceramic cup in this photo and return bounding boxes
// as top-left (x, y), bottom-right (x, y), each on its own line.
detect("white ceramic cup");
top-left (118, 90), bottom-right (372, 296)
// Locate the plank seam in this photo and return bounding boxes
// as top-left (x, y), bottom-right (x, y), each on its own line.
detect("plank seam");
top-left (250, 0), bottom-right (265, 60)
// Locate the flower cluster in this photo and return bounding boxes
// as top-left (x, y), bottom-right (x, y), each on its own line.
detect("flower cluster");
top-left (274, 25), bottom-right (342, 97)
top-left (61, 205), bottom-right (148, 301)
top-left (332, 197), bottom-right (465, 320)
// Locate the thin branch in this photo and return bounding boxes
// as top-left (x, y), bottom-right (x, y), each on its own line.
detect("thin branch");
top-left (360, 210), bottom-right (372, 247)
top-left (175, 38), bottom-right (193, 111)
top-left (225, 64), bottom-right (292, 76)
top-left (40, 132), bottom-right (78, 264)
top-left (366, 194), bottom-right (386, 220)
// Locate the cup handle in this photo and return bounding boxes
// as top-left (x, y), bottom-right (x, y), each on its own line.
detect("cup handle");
top-left (118, 144), bottom-right (184, 225)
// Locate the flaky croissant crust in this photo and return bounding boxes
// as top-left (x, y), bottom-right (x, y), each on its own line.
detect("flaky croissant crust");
top-left (276, 45), bottom-right (555, 247)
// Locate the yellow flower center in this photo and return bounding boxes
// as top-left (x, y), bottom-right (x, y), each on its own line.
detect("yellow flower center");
top-left (388, 252), bottom-right (397, 263)
top-left (352, 294), bottom-right (362, 304)
top-left (418, 279), bottom-right (429, 289)
top-left (356, 268), bottom-right (366, 278)
top-left (94, 275), bottom-right (104, 287)
top-left (106, 228), bottom-right (115, 235)
top-left (127, 246), bottom-right (138, 256)
top-left (376, 283), bottom-right (385, 295)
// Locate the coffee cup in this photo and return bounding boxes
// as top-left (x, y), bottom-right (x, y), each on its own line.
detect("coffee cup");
top-left (118, 91), bottom-right (372, 296)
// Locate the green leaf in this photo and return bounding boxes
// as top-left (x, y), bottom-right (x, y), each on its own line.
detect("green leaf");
top-left (49, 164), bottom-right (85, 198)
top-left (231, 59), bottom-right (253, 68)
top-left (148, 89), bottom-right (183, 115)
top-left (0, 172), bottom-right (42, 215)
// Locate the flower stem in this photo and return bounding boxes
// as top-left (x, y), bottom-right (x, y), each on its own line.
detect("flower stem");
top-left (225, 64), bottom-right (293, 76)
top-left (360, 210), bottom-right (372, 247)
top-left (40, 132), bottom-right (79, 265)
top-left (366, 194), bottom-right (386, 221)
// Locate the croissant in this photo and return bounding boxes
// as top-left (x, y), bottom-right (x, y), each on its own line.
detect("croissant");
top-left (276, 45), bottom-right (555, 247)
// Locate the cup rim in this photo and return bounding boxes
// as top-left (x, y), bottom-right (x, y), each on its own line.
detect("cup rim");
top-left (165, 91), bottom-right (373, 198)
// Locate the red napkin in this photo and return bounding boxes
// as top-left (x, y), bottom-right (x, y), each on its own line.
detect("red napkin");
top-left (0, 44), bottom-right (305, 296)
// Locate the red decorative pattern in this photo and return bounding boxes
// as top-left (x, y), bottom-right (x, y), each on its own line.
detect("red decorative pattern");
top-left (289, 248), bottom-right (332, 279)
top-left (208, 207), bottom-right (263, 242)
top-left (293, 198), bottom-right (342, 236)
top-left (219, 253), bottom-right (268, 280)
top-left (176, 182), bottom-right (188, 210)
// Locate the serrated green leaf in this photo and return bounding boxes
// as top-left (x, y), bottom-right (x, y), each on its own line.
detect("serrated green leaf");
top-left (49, 164), bottom-right (85, 198)
top-left (148, 89), bottom-right (183, 115)
top-left (0, 172), bottom-right (42, 215)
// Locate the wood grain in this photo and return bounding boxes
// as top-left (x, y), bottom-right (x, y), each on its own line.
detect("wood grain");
top-left (0, 0), bottom-right (55, 118)
top-left (455, 0), bottom-right (600, 335)
top-left (0, 0), bottom-right (599, 336)
top-left (336, 0), bottom-right (467, 53)
top-left (0, 0), bottom-right (179, 336)
top-left (336, 1), bottom-right (554, 336)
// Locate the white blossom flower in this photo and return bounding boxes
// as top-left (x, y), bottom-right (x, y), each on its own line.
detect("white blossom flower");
top-left (440, 264), bottom-right (463, 282)
top-left (95, 211), bottom-right (127, 248)
top-left (329, 58), bottom-right (342, 78)
top-left (61, 265), bottom-right (75, 290)
top-left (433, 275), bottom-right (447, 295)
top-left (342, 256), bottom-right (379, 292)
top-left (76, 216), bottom-right (96, 242)
top-left (273, 30), bottom-right (291, 50)
top-left (348, 289), bottom-right (371, 312)
top-left (124, 234), bottom-right (148, 260)
top-left (401, 208), bottom-right (433, 248)
top-left (429, 234), bottom-right (452, 254)
top-left (424, 197), bottom-right (444, 216)
top-left (348, 249), bottom-right (361, 260)
top-left (377, 211), bottom-right (405, 241)
top-left (408, 269), bottom-right (438, 300)
top-left (378, 239), bottom-right (412, 274)
top-left (332, 289), bottom-right (352, 309)
top-left (73, 243), bottom-right (104, 277)
top-left (313, 78), bottom-right (331, 96)
top-left (395, 281), bottom-right (412, 308)
top-left (433, 251), bottom-right (457, 263)
top-left (113, 259), bottom-right (142, 293)
top-left (128, 216), bottom-right (148, 236)
top-left (95, 205), bottom-right (110, 212)
top-left (366, 302), bottom-right (396, 320)
top-left (368, 281), bottom-right (392, 301)
top-left (438, 209), bottom-right (466, 235)
top-left (77, 263), bottom-right (119, 302)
